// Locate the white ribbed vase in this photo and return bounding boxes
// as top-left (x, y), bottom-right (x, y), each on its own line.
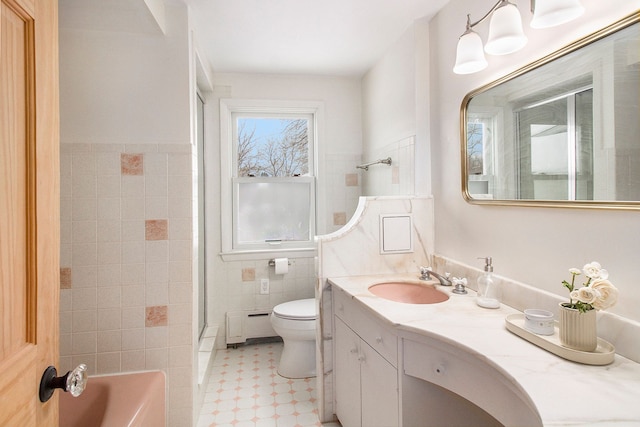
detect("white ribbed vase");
top-left (558, 303), bottom-right (597, 352)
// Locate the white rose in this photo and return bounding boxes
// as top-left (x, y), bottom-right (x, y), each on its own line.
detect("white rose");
top-left (591, 279), bottom-right (618, 310)
top-left (571, 287), bottom-right (599, 304)
top-left (583, 262), bottom-right (605, 279)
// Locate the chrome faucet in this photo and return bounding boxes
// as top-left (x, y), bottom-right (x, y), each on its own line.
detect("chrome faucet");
top-left (419, 266), bottom-right (452, 286)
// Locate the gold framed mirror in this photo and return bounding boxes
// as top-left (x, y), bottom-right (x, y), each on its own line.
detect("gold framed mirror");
top-left (461, 12), bottom-right (640, 210)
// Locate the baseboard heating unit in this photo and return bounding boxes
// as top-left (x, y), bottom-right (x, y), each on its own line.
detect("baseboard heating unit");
top-left (226, 309), bottom-right (277, 346)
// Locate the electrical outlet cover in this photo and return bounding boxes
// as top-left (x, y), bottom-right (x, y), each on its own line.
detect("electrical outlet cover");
top-left (260, 278), bottom-right (269, 294)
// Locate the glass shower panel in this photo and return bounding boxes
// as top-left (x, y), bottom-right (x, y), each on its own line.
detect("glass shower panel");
top-left (519, 97), bottom-right (569, 200)
top-left (517, 88), bottom-right (593, 200)
top-left (575, 90), bottom-right (594, 200)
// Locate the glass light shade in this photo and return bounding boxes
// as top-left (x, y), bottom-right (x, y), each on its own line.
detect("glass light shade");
top-left (453, 30), bottom-right (488, 74)
top-left (530, 0), bottom-right (585, 29)
top-left (484, 1), bottom-right (528, 55)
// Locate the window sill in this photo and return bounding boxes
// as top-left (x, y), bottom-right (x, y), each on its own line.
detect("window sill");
top-left (219, 247), bottom-right (317, 262)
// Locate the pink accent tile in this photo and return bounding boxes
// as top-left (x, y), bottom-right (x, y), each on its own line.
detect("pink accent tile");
top-left (333, 212), bottom-right (347, 226)
top-left (121, 153), bottom-right (144, 176)
top-left (145, 305), bottom-right (167, 327)
top-left (391, 165), bottom-right (400, 184)
top-left (145, 219), bottom-right (168, 241)
top-left (241, 268), bottom-right (255, 281)
top-left (345, 173), bottom-right (358, 186)
top-left (60, 268), bottom-right (72, 289)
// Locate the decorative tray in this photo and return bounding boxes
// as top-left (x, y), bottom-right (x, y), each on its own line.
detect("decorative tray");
top-left (505, 314), bottom-right (615, 365)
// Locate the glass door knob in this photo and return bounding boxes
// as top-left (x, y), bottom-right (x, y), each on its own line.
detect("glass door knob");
top-left (39, 364), bottom-right (88, 403)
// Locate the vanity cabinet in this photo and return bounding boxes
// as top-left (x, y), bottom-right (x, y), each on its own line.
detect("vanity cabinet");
top-left (402, 338), bottom-right (541, 427)
top-left (330, 283), bottom-right (541, 427)
top-left (333, 288), bottom-right (399, 427)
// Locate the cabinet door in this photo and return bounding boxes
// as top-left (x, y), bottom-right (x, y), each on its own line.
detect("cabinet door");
top-left (334, 317), bottom-right (362, 427)
top-left (361, 340), bottom-right (399, 427)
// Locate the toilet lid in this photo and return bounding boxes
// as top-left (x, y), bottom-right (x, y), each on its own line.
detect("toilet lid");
top-left (273, 298), bottom-right (317, 320)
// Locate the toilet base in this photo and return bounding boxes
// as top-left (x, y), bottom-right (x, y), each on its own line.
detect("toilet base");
top-left (277, 339), bottom-right (316, 379)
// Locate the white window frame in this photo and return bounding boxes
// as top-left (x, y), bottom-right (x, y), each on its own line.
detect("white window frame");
top-left (220, 99), bottom-right (323, 257)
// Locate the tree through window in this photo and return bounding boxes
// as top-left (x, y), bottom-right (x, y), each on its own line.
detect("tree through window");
top-left (237, 118), bottom-right (309, 177)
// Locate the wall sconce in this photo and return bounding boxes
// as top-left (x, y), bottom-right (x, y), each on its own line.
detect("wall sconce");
top-left (453, 0), bottom-right (585, 74)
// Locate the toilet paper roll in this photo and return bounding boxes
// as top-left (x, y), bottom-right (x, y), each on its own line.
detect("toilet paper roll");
top-left (274, 258), bottom-right (289, 275)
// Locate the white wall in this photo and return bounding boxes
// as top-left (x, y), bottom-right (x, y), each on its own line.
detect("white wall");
top-left (429, 0), bottom-right (640, 322)
top-left (204, 73), bottom-right (363, 346)
top-left (59, 3), bottom-right (190, 145)
top-left (362, 28), bottom-right (416, 150)
top-left (361, 17), bottom-right (432, 196)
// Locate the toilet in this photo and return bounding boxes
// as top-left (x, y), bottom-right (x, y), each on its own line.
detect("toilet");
top-left (270, 298), bottom-right (317, 379)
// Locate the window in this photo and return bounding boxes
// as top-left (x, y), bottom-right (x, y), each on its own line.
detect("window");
top-left (220, 100), bottom-right (322, 254)
top-left (467, 110), bottom-right (500, 197)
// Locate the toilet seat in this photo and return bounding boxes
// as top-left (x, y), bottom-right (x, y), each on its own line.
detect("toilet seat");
top-left (272, 298), bottom-right (316, 321)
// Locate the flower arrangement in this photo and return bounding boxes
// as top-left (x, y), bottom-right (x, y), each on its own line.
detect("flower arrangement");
top-left (561, 261), bottom-right (619, 313)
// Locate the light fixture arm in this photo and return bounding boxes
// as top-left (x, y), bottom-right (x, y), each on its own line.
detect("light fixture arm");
top-left (467, 0), bottom-right (510, 30)
top-left (468, 0), bottom-right (548, 28)
top-left (455, 0), bottom-right (585, 74)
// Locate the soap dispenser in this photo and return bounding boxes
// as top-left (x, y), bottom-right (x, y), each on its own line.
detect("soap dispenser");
top-left (476, 257), bottom-right (500, 309)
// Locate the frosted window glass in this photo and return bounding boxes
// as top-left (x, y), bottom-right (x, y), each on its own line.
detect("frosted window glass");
top-left (237, 181), bottom-right (311, 243)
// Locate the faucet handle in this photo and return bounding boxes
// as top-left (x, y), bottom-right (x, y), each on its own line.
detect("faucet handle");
top-left (419, 266), bottom-right (432, 280)
top-left (452, 277), bottom-right (468, 295)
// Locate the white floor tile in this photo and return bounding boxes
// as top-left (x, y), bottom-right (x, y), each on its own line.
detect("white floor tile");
top-left (197, 342), bottom-right (339, 427)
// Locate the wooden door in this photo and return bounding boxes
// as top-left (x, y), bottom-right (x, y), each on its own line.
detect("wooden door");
top-left (0, 0), bottom-right (59, 425)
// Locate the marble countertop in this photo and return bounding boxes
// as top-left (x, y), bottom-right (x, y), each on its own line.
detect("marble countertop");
top-left (328, 273), bottom-right (640, 427)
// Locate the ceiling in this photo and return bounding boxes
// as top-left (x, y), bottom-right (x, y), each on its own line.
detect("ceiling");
top-left (58, 0), bottom-right (451, 77)
top-left (187, 0), bottom-right (451, 76)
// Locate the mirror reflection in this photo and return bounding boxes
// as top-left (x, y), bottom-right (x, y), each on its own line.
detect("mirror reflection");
top-left (462, 14), bottom-right (640, 208)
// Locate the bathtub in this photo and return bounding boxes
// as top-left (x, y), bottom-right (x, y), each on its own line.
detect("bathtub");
top-left (59, 371), bottom-right (165, 427)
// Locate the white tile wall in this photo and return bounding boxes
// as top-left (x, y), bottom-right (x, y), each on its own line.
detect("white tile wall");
top-left (209, 257), bottom-right (317, 346)
top-left (60, 142), bottom-right (194, 426)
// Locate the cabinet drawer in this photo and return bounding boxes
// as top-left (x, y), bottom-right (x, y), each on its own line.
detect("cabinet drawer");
top-left (403, 338), bottom-right (540, 427)
top-left (404, 338), bottom-right (471, 394)
top-left (333, 287), bottom-right (397, 366)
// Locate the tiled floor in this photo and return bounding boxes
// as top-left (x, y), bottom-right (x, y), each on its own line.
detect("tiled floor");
top-left (197, 342), bottom-right (340, 427)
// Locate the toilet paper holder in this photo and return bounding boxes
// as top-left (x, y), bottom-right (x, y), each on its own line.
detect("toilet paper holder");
top-left (268, 259), bottom-right (292, 267)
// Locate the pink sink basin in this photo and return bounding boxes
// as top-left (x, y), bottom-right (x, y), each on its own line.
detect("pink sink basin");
top-left (369, 282), bottom-right (449, 304)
